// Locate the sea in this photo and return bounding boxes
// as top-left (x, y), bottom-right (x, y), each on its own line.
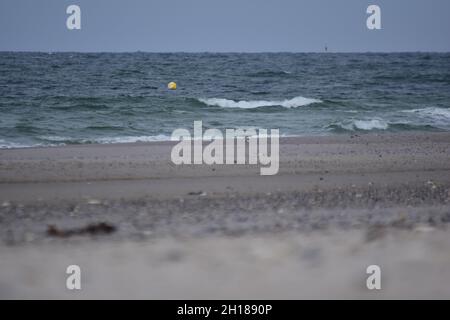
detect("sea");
top-left (1, 52), bottom-right (449, 148)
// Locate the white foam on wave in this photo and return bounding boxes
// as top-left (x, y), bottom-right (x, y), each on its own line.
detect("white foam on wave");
top-left (38, 136), bottom-right (73, 142)
top-left (93, 135), bottom-right (172, 144)
top-left (0, 139), bottom-right (49, 149)
top-left (0, 135), bottom-right (174, 149)
top-left (38, 135), bottom-right (173, 144)
top-left (403, 107), bottom-right (450, 120)
top-left (333, 118), bottom-right (390, 131)
top-left (198, 96), bottom-right (322, 109)
top-left (353, 119), bottom-right (389, 130)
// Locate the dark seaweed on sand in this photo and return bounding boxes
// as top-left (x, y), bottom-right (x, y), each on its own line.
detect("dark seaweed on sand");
top-left (47, 222), bottom-right (116, 238)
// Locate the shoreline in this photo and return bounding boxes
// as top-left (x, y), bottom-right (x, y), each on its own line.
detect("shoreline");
top-left (1, 130), bottom-right (448, 151)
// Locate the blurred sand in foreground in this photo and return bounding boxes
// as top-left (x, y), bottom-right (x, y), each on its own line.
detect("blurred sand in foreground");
top-left (0, 133), bottom-right (450, 299)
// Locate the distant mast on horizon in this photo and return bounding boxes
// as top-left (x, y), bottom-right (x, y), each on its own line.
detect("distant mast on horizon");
top-left (325, 45), bottom-right (328, 52)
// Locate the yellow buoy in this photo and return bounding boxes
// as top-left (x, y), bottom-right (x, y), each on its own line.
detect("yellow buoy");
top-left (168, 82), bottom-right (177, 90)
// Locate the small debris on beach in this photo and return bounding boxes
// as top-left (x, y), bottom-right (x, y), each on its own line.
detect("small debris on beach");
top-left (1, 201), bottom-right (11, 207)
top-left (187, 191), bottom-right (207, 196)
top-left (47, 222), bottom-right (116, 238)
top-left (426, 180), bottom-right (437, 190)
top-left (414, 225), bottom-right (435, 233)
top-left (86, 199), bottom-right (102, 205)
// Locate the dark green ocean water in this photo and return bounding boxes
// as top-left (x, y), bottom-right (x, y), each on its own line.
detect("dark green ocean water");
top-left (1, 52), bottom-right (449, 148)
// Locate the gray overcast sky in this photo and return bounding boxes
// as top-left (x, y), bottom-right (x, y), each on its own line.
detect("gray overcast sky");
top-left (1, 0), bottom-right (449, 52)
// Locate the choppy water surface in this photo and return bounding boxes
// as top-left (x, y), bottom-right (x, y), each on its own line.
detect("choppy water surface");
top-left (1, 52), bottom-right (449, 148)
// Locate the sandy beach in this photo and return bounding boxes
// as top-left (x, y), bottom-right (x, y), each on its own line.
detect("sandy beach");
top-left (1, 132), bottom-right (450, 299)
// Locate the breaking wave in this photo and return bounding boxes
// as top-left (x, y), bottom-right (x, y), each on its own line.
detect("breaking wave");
top-left (0, 135), bottom-right (173, 148)
top-left (197, 96), bottom-right (322, 109)
top-left (0, 139), bottom-right (55, 149)
top-left (328, 118), bottom-right (390, 132)
top-left (353, 119), bottom-right (389, 130)
top-left (38, 135), bottom-right (173, 145)
top-left (403, 107), bottom-right (450, 120)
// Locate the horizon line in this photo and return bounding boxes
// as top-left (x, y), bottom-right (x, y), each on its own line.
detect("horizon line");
top-left (1, 50), bottom-right (450, 54)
